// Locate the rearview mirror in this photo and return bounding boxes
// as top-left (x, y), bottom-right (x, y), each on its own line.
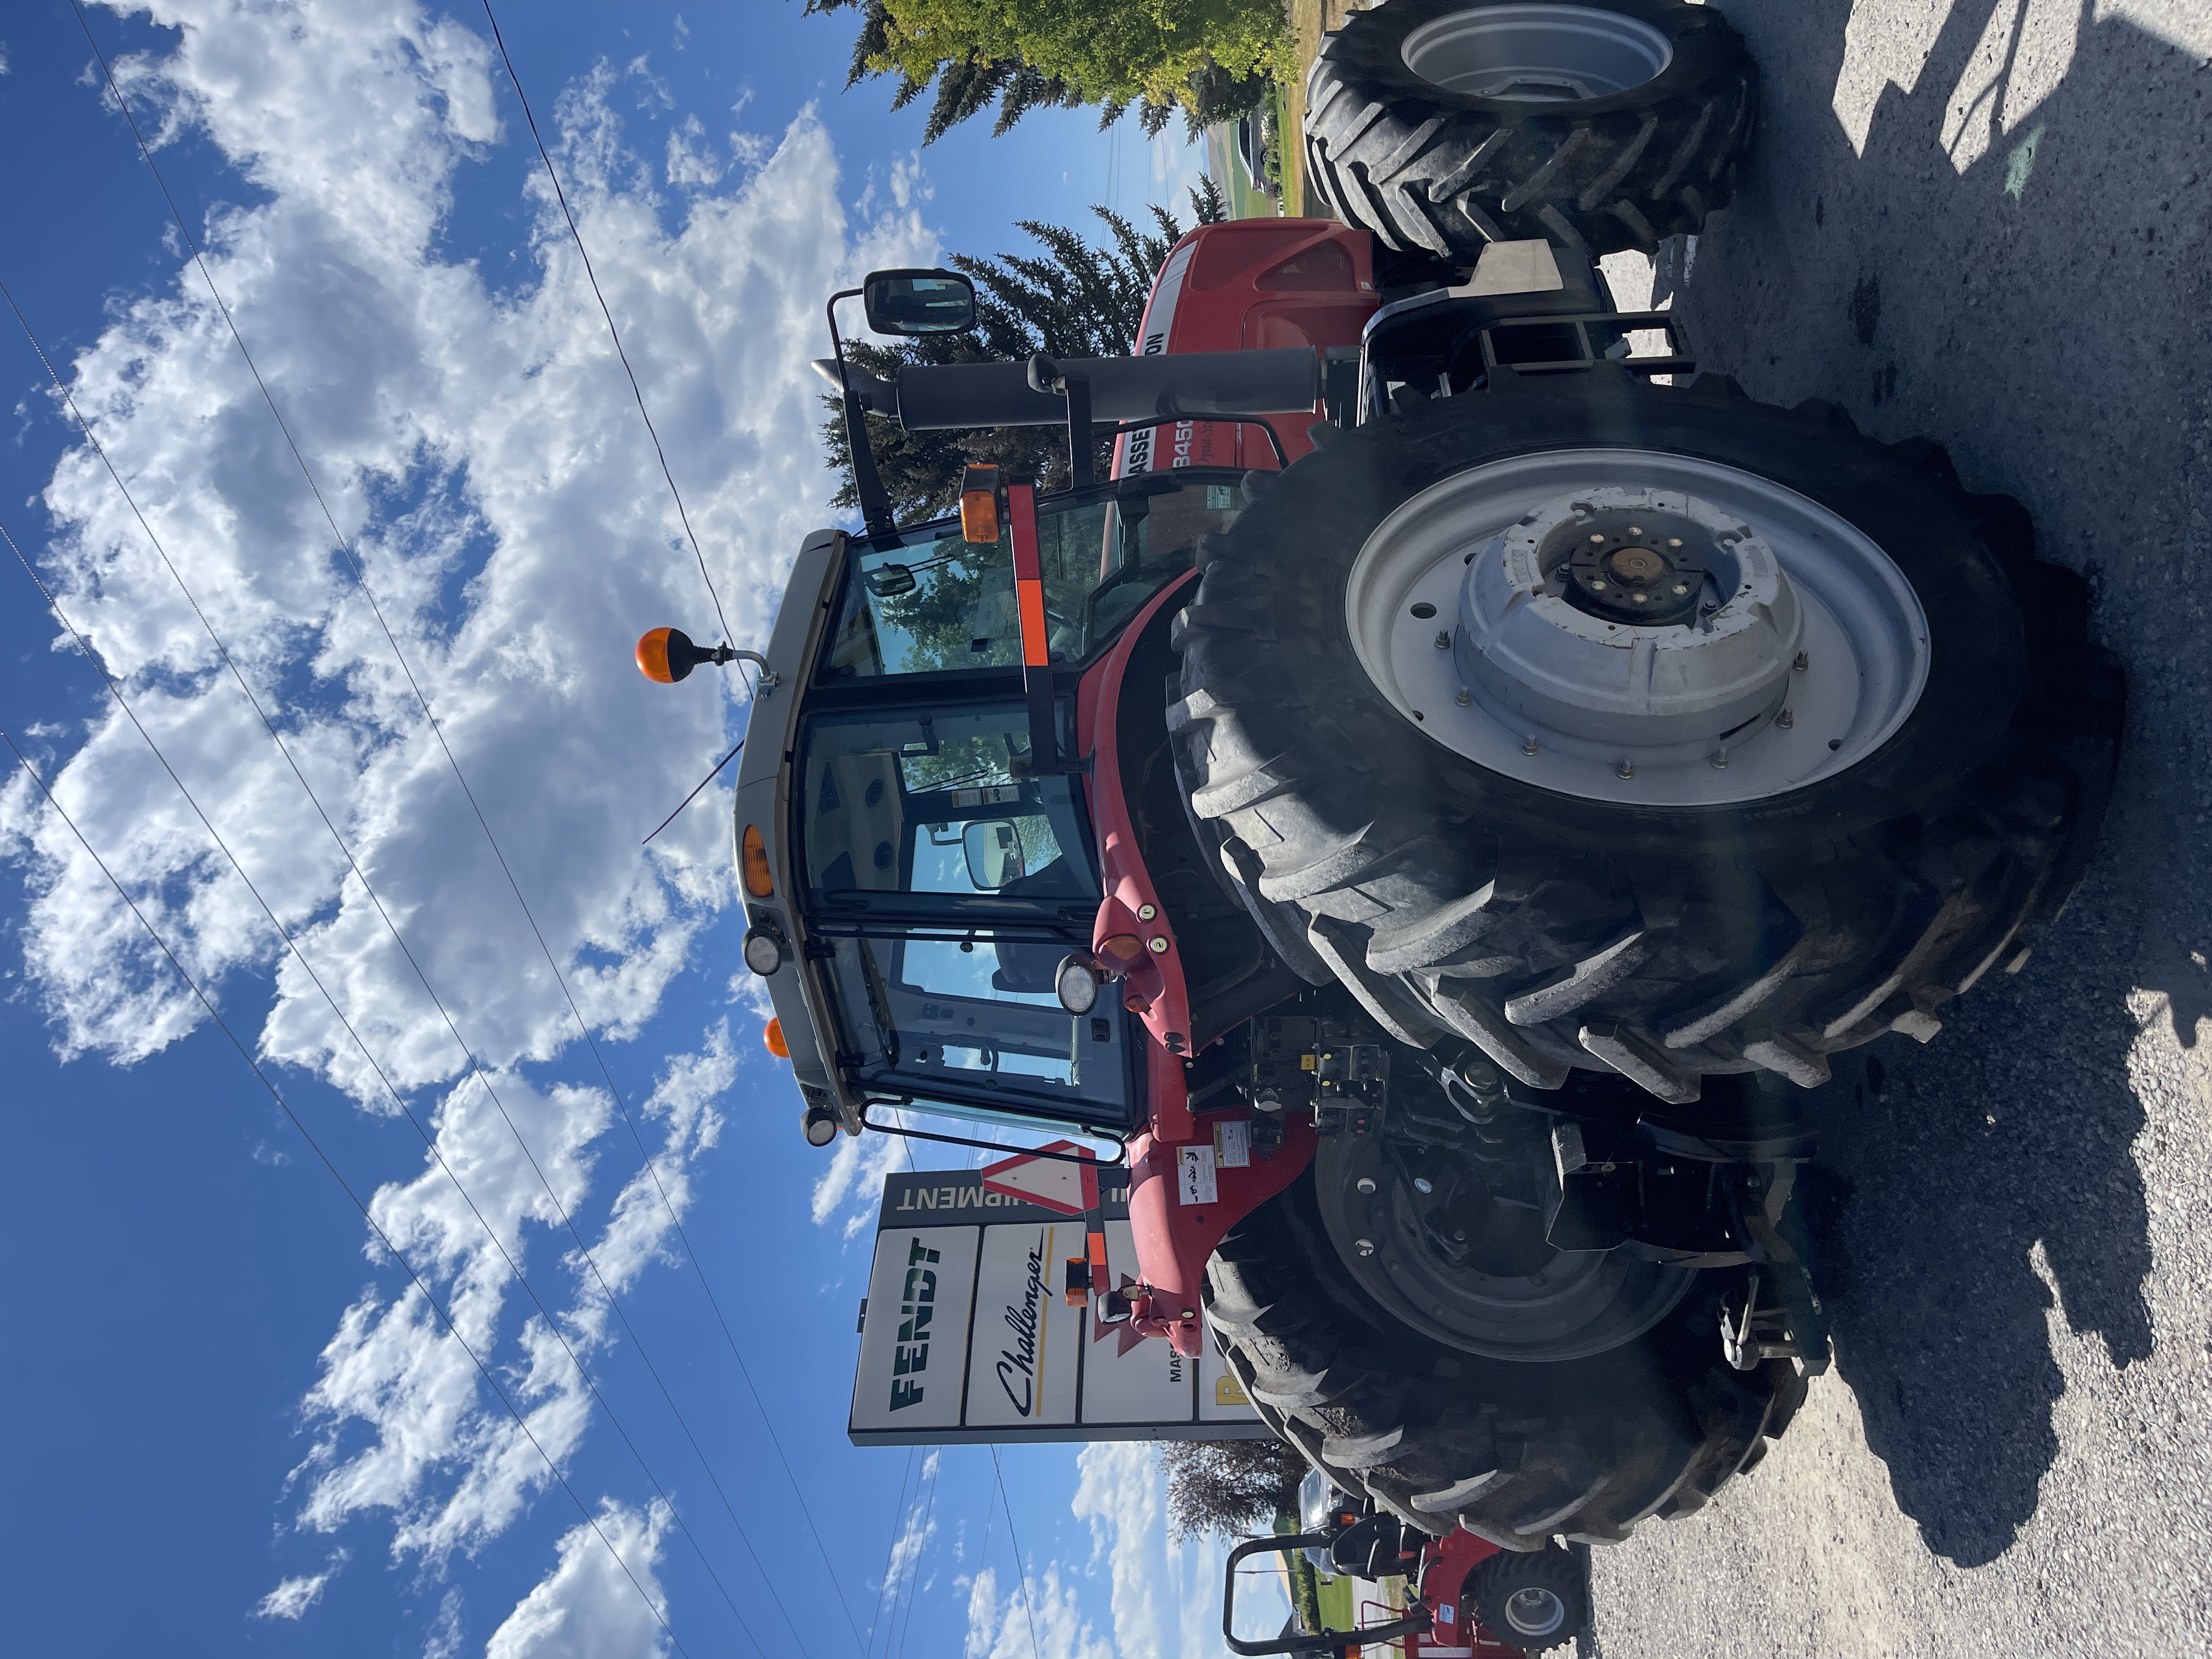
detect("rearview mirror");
top-left (864, 563), bottom-right (917, 598)
top-left (864, 269), bottom-right (977, 336)
top-left (961, 820), bottom-right (1026, 889)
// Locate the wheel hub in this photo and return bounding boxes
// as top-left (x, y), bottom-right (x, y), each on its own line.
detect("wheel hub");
top-left (1455, 484), bottom-right (1803, 755)
top-left (1311, 1120), bottom-right (1693, 1363)
top-left (1400, 4), bottom-right (1674, 102)
top-left (1504, 1588), bottom-right (1567, 1638)
top-left (1557, 506), bottom-right (1709, 627)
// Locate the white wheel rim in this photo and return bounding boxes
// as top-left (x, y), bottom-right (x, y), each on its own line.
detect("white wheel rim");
top-left (1345, 448), bottom-right (1932, 807)
top-left (1401, 4), bottom-right (1673, 101)
top-left (1505, 1587), bottom-right (1567, 1637)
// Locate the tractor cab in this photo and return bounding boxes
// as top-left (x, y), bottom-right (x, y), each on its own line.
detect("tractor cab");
top-left (733, 467), bottom-right (1248, 1148)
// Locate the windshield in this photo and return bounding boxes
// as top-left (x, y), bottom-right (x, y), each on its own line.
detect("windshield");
top-left (817, 472), bottom-right (1243, 679)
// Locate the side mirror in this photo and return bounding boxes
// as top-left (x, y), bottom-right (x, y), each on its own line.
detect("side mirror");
top-left (961, 819), bottom-right (1026, 889)
top-left (863, 269), bottom-right (977, 336)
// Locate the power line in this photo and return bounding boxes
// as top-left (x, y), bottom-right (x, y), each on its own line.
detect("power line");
top-left (0, 285), bottom-right (815, 1656)
top-left (3, 517), bottom-right (772, 1658)
top-left (990, 1446), bottom-right (1045, 1659)
top-left (864, 1447), bottom-right (919, 1659)
top-left (0, 725), bottom-right (692, 1659)
top-left (472, 0), bottom-right (733, 649)
top-left (890, 1450), bottom-right (944, 1659)
top-left (64, 11), bottom-right (866, 1645)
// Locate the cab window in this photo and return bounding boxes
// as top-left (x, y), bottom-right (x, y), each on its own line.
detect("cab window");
top-left (797, 701), bottom-right (1096, 918)
top-left (816, 474), bottom-right (1242, 679)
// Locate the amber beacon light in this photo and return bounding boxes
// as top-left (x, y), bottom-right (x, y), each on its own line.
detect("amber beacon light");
top-left (635, 626), bottom-right (778, 689)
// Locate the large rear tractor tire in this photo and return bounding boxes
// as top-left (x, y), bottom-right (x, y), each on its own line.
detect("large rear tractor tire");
top-left (1204, 1176), bottom-right (1802, 1549)
top-left (1170, 371), bottom-right (2122, 1102)
top-left (1304, 0), bottom-right (1756, 259)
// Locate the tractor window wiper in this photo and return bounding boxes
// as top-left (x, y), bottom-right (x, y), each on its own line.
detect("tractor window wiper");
top-left (856, 938), bottom-right (901, 1066)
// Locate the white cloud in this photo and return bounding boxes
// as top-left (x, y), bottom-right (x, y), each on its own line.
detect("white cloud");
top-left (1, 0), bottom-right (934, 1617)
top-left (254, 1570), bottom-right (333, 1620)
top-left (963, 1562), bottom-right (1114, 1659)
top-left (424, 1588), bottom-right (466, 1659)
top-left (486, 1499), bottom-right (672, 1659)
top-left (810, 1105), bottom-right (910, 1235)
top-left (5, 0), bottom-right (935, 1105)
top-left (1068, 1442), bottom-right (1286, 1659)
top-left (665, 113), bottom-right (724, 188)
top-left (1074, 1441), bottom-right (1169, 1659)
top-left (287, 1023), bottom-right (732, 1561)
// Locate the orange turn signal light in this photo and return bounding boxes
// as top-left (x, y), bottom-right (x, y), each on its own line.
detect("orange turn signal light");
top-left (960, 464), bottom-right (1002, 544)
top-left (1097, 933), bottom-right (1145, 963)
top-left (764, 1018), bottom-right (789, 1058)
top-left (741, 825), bottom-right (774, 898)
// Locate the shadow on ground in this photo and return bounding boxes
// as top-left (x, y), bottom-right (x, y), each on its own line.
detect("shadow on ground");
top-left (1683, 0), bottom-right (2210, 1566)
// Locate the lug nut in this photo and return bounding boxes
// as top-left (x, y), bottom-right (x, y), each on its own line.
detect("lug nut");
top-left (1793, 650), bottom-right (1809, 672)
top-left (1777, 707), bottom-right (1794, 729)
top-left (1356, 1238), bottom-right (1376, 1257)
top-left (1413, 1177), bottom-right (1433, 1194)
top-left (1435, 630), bottom-right (1452, 650)
top-left (1522, 736), bottom-right (1539, 757)
top-left (1710, 748), bottom-right (1729, 770)
top-left (1356, 1177), bottom-right (1377, 1194)
top-left (1617, 759), bottom-right (1634, 780)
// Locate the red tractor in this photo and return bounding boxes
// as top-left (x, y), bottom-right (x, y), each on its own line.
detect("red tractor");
top-left (683, 0), bottom-right (2118, 1572)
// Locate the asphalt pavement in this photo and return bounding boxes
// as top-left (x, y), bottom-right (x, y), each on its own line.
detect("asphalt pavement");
top-left (1578, 3), bottom-right (2212, 1655)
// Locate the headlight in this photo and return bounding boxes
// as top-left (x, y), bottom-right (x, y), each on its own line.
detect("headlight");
top-left (742, 923), bottom-right (786, 976)
top-left (1054, 954), bottom-right (1101, 1015)
top-left (802, 1103), bottom-right (840, 1147)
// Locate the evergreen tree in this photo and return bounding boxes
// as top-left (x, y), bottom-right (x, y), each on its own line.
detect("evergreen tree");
top-left (804, 0), bottom-right (1284, 140)
top-left (819, 183), bottom-right (1226, 523)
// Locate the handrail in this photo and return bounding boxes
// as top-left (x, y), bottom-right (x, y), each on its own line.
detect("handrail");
top-left (1108, 413), bottom-right (1293, 470)
top-left (1221, 1533), bottom-right (1433, 1657)
top-left (858, 1105), bottom-right (1130, 1169)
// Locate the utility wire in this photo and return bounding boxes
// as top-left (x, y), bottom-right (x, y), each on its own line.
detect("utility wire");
top-left (0, 726), bottom-right (690, 1659)
top-left (471, 0), bottom-right (732, 648)
top-left (890, 1450), bottom-right (944, 1659)
top-left (990, 1446), bottom-right (1046, 1659)
top-left (2, 517), bottom-right (777, 1658)
top-left (67, 10), bottom-right (865, 1645)
top-left (864, 1447), bottom-right (919, 1659)
top-left (643, 738), bottom-right (742, 847)
top-left (0, 284), bottom-right (815, 1656)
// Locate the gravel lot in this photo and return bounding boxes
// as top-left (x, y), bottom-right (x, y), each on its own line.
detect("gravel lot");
top-left (1582, 4), bottom-right (2212, 1655)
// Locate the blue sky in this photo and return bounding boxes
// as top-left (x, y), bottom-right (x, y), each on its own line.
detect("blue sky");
top-left (0, 4), bottom-right (1232, 1656)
